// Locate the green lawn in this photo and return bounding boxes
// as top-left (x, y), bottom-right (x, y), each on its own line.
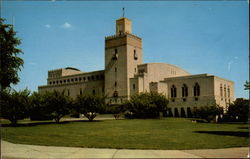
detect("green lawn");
top-left (1, 118), bottom-right (249, 150)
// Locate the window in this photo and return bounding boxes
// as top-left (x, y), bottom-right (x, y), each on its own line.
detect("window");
top-left (193, 83), bottom-right (200, 96)
top-left (91, 76), bottom-right (94, 80)
top-left (56, 80), bottom-right (59, 84)
top-left (224, 84), bottom-right (226, 97)
top-left (134, 49), bottom-right (138, 60)
top-left (220, 84), bottom-right (223, 97)
top-left (64, 80), bottom-right (66, 83)
top-left (171, 85), bottom-right (177, 98)
top-left (133, 84), bottom-right (136, 90)
top-left (113, 49), bottom-right (118, 60)
top-left (67, 90), bottom-right (70, 96)
top-left (53, 81), bottom-right (55, 84)
top-left (75, 78), bottom-right (78, 81)
top-left (115, 67), bottom-right (117, 72)
top-left (92, 89), bottom-right (96, 95)
top-left (87, 76), bottom-right (90, 80)
top-left (71, 79), bottom-right (74, 82)
top-left (228, 86), bottom-right (230, 98)
top-left (49, 82), bottom-right (52, 85)
top-left (182, 84), bottom-right (188, 97)
top-left (79, 77), bottom-right (82, 81)
top-left (67, 79), bottom-right (70, 82)
top-left (96, 75), bottom-right (99, 80)
top-left (83, 77), bottom-right (86, 81)
top-left (115, 81), bottom-right (117, 87)
top-left (60, 80), bottom-right (62, 84)
top-left (80, 88), bottom-right (82, 95)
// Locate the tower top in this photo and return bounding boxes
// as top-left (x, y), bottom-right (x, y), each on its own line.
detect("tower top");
top-left (116, 17), bottom-right (132, 35)
top-left (122, 7), bottom-right (125, 17)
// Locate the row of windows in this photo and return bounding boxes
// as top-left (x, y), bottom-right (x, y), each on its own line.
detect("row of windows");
top-left (170, 83), bottom-right (200, 98)
top-left (220, 84), bottom-right (230, 99)
top-left (64, 88), bottom-right (104, 96)
top-left (49, 74), bottom-right (104, 85)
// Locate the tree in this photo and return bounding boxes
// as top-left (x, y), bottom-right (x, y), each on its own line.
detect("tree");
top-left (29, 92), bottom-right (53, 120)
top-left (43, 90), bottom-right (72, 123)
top-left (74, 94), bottom-right (105, 121)
top-left (193, 105), bottom-right (224, 122)
top-left (124, 92), bottom-right (168, 119)
top-left (227, 98), bottom-right (249, 122)
top-left (0, 18), bottom-right (23, 90)
top-left (0, 88), bottom-right (30, 125)
top-left (244, 81), bottom-right (250, 90)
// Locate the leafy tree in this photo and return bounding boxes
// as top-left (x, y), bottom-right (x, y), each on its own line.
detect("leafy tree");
top-left (124, 92), bottom-right (168, 119)
top-left (244, 81), bottom-right (250, 90)
top-left (193, 105), bottom-right (223, 122)
top-left (74, 94), bottom-right (105, 121)
top-left (29, 92), bottom-right (53, 120)
top-left (0, 18), bottom-right (23, 90)
top-left (43, 90), bottom-right (72, 123)
top-left (227, 98), bottom-right (249, 122)
top-left (0, 88), bottom-right (30, 125)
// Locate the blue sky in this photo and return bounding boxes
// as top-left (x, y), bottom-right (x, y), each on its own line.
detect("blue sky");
top-left (2, 1), bottom-right (249, 98)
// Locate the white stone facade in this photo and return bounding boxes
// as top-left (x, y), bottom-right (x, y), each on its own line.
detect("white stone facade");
top-left (38, 17), bottom-right (234, 114)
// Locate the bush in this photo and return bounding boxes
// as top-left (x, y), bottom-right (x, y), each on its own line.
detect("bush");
top-left (0, 89), bottom-right (30, 125)
top-left (123, 92), bottom-right (168, 119)
top-left (193, 105), bottom-right (223, 123)
top-left (74, 94), bottom-right (105, 121)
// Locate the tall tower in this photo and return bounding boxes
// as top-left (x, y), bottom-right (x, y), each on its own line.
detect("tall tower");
top-left (105, 17), bottom-right (143, 104)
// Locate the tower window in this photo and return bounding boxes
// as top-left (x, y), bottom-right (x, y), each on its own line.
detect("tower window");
top-left (134, 49), bottom-right (138, 60)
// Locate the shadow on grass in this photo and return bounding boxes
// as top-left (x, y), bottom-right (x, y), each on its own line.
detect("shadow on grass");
top-left (1, 120), bottom-right (103, 127)
top-left (194, 131), bottom-right (249, 137)
top-left (237, 126), bottom-right (249, 130)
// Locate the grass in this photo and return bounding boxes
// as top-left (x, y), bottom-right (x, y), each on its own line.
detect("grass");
top-left (1, 117), bottom-right (249, 150)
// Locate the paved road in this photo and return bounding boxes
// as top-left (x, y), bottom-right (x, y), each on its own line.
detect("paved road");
top-left (1, 140), bottom-right (249, 158)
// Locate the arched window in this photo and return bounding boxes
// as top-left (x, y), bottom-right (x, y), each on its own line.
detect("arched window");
top-left (171, 85), bottom-right (177, 98)
top-left (193, 83), bottom-right (200, 96)
top-left (182, 84), bottom-right (188, 97)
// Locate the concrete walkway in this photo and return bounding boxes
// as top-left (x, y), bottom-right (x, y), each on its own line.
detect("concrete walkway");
top-left (1, 140), bottom-right (249, 159)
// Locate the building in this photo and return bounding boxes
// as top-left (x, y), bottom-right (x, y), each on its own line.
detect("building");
top-left (38, 16), bottom-right (234, 116)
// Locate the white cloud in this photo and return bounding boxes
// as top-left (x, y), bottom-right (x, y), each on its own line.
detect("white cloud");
top-left (62, 22), bottom-right (72, 29)
top-left (45, 24), bottom-right (51, 28)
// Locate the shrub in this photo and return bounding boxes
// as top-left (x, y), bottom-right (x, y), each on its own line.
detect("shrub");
top-left (193, 105), bottom-right (223, 122)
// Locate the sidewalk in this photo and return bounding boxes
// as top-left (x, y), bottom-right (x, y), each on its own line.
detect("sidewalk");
top-left (1, 140), bottom-right (249, 159)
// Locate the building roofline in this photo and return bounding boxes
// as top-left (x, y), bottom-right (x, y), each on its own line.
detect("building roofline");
top-left (138, 62), bottom-right (190, 75)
